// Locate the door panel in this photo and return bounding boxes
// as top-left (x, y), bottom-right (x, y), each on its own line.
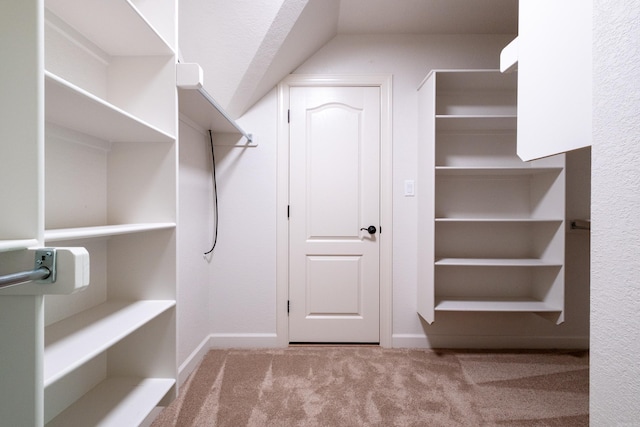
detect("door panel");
top-left (306, 255), bottom-right (361, 315)
top-left (308, 105), bottom-right (361, 238)
top-left (289, 86), bottom-right (380, 343)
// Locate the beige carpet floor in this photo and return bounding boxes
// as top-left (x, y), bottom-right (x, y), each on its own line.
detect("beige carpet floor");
top-left (152, 347), bottom-right (588, 426)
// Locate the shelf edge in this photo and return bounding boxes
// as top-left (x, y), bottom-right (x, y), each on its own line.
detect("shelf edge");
top-left (45, 223), bottom-right (176, 242)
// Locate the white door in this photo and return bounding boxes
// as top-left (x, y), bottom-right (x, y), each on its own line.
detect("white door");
top-left (288, 85), bottom-right (381, 343)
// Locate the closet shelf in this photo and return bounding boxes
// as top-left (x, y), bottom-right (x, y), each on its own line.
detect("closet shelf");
top-left (45, 0), bottom-right (173, 56)
top-left (435, 166), bottom-right (563, 176)
top-left (46, 377), bottom-right (175, 427)
top-left (177, 63), bottom-right (254, 145)
top-left (0, 239), bottom-right (40, 252)
top-left (44, 300), bottom-right (175, 387)
top-left (435, 258), bottom-right (563, 267)
top-left (435, 297), bottom-right (561, 312)
top-left (45, 223), bottom-right (176, 242)
top-left (45, 71), bottom-right (175, 143)
top-left (436, 115), bottom-right (516, 131)
top-left (435, 218), bottom-right (562, 223)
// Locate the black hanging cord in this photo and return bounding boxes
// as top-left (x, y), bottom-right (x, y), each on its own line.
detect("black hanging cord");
top-left (204, 130), bottom-right (219, 255)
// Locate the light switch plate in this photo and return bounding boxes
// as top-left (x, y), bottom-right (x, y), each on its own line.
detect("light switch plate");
top-left (404, 180), bottom-right (415, 196)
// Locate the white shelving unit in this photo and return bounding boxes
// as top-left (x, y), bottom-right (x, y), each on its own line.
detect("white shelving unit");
top-left (417, 69), bottom-right (565, 325)
top-left (0, 0), bottom-right (178, 425)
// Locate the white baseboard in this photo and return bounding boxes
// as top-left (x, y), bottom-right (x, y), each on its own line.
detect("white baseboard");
top-left (177, 333), bottom-right (282, 387)
top-left (392, 333), bottom-right (590, 349)
top-left (209, 332), bottom-right (281, 348)
top-left (178, 335), bottom-right (215, 386)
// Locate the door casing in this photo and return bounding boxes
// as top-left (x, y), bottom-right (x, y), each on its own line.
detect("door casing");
top-left (276, 74), bottom-right (393, 347)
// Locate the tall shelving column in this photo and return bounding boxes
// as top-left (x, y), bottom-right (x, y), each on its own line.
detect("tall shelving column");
top-left (417, 69), bottom-right (565, 325)
top-left (1, 0), bottom-right (178, 425)
top-left (0, 1), bottom-right (49, 425)
top-left (43, 0), bottom-right (178, 425)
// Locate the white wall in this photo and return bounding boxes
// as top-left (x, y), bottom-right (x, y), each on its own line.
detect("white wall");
top-left (176, 121), bottom-right (216, 372)
top-left (591, 0), bottom-right (640, 423)
top-left (189, 34), bottom-right (590, 350)
top-left (207, 91), bottom-right (280, 348)
top-left (296, 34), bottom-right (590, 348)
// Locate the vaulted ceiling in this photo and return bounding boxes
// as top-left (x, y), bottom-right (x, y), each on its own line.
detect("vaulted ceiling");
top-left (179, 0), bottom-right (518, 118)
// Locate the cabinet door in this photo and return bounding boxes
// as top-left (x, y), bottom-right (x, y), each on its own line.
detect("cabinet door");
top-left (517, 0), bottom-right (592, 161)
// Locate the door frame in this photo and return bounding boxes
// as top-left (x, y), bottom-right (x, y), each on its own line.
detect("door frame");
top-left (276, 74), bottom-right (393, 347)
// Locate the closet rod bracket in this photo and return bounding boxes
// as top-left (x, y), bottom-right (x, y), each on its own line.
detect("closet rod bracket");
top-left (0, 248), bottom-right (57, 290)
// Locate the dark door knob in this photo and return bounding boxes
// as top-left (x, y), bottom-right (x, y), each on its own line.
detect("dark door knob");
top-left (360, 225), bottom-right (377, 235)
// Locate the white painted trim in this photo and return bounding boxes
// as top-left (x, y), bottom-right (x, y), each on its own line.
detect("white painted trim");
top-left (392, 334), bottom-right (590, 349)
top-left (276, 74), bottom-right (393, 347)
top-left (177, 335), bottom-right (213, 387)
top-left (177, 332), bottom-right (281, 388)
top-left (209, 333), bottom-right (280, 348)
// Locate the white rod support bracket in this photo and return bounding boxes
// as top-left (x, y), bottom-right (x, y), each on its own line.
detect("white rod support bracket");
top-left (0, 248), bottom-right (56, 290)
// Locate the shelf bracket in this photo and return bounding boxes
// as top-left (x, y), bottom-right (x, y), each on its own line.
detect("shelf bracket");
top-left (0, 248), bottom-right (56, 290)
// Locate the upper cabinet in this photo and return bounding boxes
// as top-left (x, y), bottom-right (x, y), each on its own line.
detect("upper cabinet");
top-left (503, 0), bottom-right (592, 161)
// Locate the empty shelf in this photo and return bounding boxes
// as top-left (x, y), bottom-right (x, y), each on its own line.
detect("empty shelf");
top-left (46, 0), bottom-right (173, 56)
top-left (45, 72), bottom-right (175, 143)
top-left (0, 239), bottom-right (39, 252)
top-left (435, 297), bottom-right (561, 312)
top-left (46, 377), bottom-right (174, 427)
top-left (435, 258), bottom-right (562, 267)
top-left (436, 115), bottom-right (517, 131)
top-left (435, 166), bottom-right (563, 176)
top-left (45, 223), bottom-right (176, 242)
top-left (435, 218), bottom-right (562, 223)
top-left (44, 300), bottom-right (175, 387)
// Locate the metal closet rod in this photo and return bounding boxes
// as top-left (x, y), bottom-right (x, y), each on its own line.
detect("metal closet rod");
top-left (197, 86), bottom-right (253, 143)
top-left (0, 267), bottom-right (51, 290)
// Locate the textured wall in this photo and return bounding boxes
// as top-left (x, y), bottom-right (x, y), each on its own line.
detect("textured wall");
top-left (591, 0), bottom-right (640, 424)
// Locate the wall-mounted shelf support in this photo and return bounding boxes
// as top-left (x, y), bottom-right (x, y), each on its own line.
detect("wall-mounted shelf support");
top-left (177, 62), bottom-right (255, 146)
top-left (0, 248), bottom-right (56, 289)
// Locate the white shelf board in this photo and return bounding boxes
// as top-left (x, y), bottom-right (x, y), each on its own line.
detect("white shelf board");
top-left (0, 239), bottom-right (39, 252)
top-left (45, 223), bottom-right (176, 242)
top-left (44, 300), bottom-right (176, 387)
top-left (435, 69), bottom-right (516, 91)
top-left (178, 87), bottom-right (253, 145)
top-left (435, 166), bottom-right (562, 176)
top-left (435, 218), bottom-right (562, 223)
top-left (178, 88), bottom-right (237, 132)
top-left (435, 258), bottom-right (562, 267)
top-left (45, 0), bottom-right (173, 56)
top-left (46, 377), bottom-right (175, 427)
top-left (436, 115), bottom-right (517, 132)
top-left (435, 297), bottom-right (561, 312)
top-left (45, 72), bottom-right (175, 143)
